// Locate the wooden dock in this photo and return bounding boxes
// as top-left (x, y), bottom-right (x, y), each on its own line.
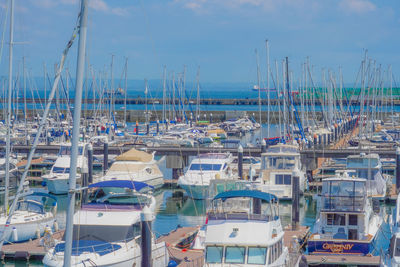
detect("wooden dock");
top-left (157, 226), bottom-right (203, 267)
top-left (0, 231), bottom-right (64, 260)
top-left (305, 254), bottom-right (380, 266)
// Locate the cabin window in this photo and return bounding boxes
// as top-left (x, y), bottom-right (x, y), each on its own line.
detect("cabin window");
top-left (225, 246), bottom-right (245, 264)
top-left (327, 214), bottom-right (345, 225)
top-left (190, 164), bottom-right (222, 171)
top-left (348, 215), bottom-right (358, 226)
top-left (53, 167), bottom-right (66, 173)
top-left (247, 247), bottom-right (267, 264)
top-left (275, 175), bottom-right (291, 185)
top-left (348, 229), bottom-right (358, 240)
top-left (206, 246), bottom-right (223, 263)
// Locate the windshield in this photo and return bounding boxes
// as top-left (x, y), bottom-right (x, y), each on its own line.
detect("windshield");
top-left (65, 224), bottom-right (140, 243)
top-left (52, 167), bottom-right (70, 174)
top-left (268, 156), bottom-right (295, 169)
top-left (189, 163), bottom-right (222, 171)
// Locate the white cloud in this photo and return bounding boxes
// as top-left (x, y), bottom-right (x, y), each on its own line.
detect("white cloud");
top-left (339, 0), bottom-right (376, 14)
top-left (32, 0), bottom-right (129, 16)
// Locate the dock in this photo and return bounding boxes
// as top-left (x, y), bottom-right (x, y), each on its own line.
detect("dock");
top-left (304, 254), bottom-right (380, 266)
top-left (157, 226), bottom-right (203, 266)
top-left (0, 231), bottom-right (64, 261)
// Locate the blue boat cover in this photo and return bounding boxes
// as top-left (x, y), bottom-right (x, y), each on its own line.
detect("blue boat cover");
top-left (88, 180), bottom-right (154, 191)
top-left (214, 190), bottom-right (277, 202)
top-left (54, 240), bottom-right (121, 256)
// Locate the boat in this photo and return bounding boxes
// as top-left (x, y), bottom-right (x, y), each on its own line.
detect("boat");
top-left (381, 194), bottom-right (400, 266)
top-left (42, 143), bottom-right (89, 194)
top-left (97, 147), bottom-right (164, 190)
top-left (177, 153), bottom-right (237, 200)
top-left (255, 143), bottom-right (306, 200)
top-left (308, 172), bottom-right (383, 256)
top-left (43, 180), bottom-right (169, 266)
top-left (0, 191), bottom-right (57, 243)
top-left (203, 190), bottom-right (288, 266)
top-left (346, 153), bottom-right (389, 199)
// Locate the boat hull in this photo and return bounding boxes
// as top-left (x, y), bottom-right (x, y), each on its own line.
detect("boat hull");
top-left (308, 235), bottom-right (379, 256)
top-left (44, 177), bottom-right (69, 195)
top-left (0, 217), bottom-right (55, 243)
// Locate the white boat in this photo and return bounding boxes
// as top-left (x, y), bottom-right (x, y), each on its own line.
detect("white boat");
top-left (97, 148), bottom-right (163, 190)
top-left (381, 194), bottom-right (400, 266)
top-left (255, 143), bottom-right (306, 200)
top-left (308, 172), bottom-right (383, 256)
top-left (178, 153), bottom-right (237, 200)
top-left (42, 143), bottom-right (88, 194)
top-left (0, 192), bottom-right (57, 243)
top-left (202, 189), bottom-right (288, 266)
top-left (346, 153), bottom-right (389, 199)
top-left (43, 180), bottom-right (169, 267)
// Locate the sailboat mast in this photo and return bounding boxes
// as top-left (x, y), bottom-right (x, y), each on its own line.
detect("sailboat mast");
top-left (162, 66), bottom-right (166, 123)
top-left (124, 58), bottom-right (128, 127)
top-left (5, 0), bottom-right (14, 215)
top-left (23, 56), bottom-right (27, 138)
top-left (255, 49), bottom-right (262, 133)
top-left (63, 0), bottom-right (88, 265)
top-left (265, 40), bottom-right (270, 139)
top-left (196, 66), bottom-right (200, 122)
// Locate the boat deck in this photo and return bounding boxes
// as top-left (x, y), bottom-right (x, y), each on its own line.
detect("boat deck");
top-left (305, 254), bottom-right (380, 266)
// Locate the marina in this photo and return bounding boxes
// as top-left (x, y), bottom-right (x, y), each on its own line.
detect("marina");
top-left (0, 0), bottom-right (399, 266)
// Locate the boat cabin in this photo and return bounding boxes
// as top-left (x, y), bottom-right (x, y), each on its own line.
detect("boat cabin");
top-left (318, 177), bottom-right (368, 241)
top-left (204, 190), bottom-right (287, 266)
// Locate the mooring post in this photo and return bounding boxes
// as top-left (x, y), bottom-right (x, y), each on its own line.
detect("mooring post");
top-left (156, 120), bottom-right (159, 135)
top-left (313, 134), bottom-right (317, 148)
top-left (136, 121), bottom-right (139, 136)
top-left (146, 123), bottom-right (150, 136)
top-left (238, 145), bottom-right (243, 179)
top-left (261, 139), bottom-right (267, 153)
top-left (103, 141), bottom-right (108, 175)
top-left (334, 124), bottom-right (338, 141)
top-left (292, 170), bottom-right (300, 230)
top-left (47, 132), bottom-right (51, 145)
top-left (396, 147), bottom-right (400, 193)
top-left (87, 144), bottom-right (93, 184)
top-left (141, 206), bottom-right (154, 267)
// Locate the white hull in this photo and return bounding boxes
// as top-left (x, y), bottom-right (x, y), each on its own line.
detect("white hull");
top-left (43, 240), bottom-right (168, 267)
top-left (44, 175), bottom-right (81, 195)
top-left (0, 216), bottom-right (55, 243)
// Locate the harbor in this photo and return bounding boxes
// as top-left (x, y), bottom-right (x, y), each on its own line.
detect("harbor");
top-left (0, 0), bottom-right (400, 266)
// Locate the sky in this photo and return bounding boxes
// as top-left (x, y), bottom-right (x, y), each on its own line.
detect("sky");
top-left (0, 0), bottom-right (399, 86)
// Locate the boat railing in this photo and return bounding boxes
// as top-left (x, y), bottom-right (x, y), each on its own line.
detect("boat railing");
top-left (207, 211), bottom-right (270, 221)
top-left (321, 195), bottom-right (365, 212)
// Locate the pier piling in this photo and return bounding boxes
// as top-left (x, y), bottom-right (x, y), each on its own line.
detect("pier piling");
top-left (238, 145), bottom-right (243, 179)
top-left (156, 120), bottom-right (159, 135)
top-left (87, 144), bottom-right (93, 184)
top-left (292, 172), bottom-right (300, 230)
top-left (103, 141), bottom-right (108, 174)
top-left (141, 206), bottom-right (154, 267)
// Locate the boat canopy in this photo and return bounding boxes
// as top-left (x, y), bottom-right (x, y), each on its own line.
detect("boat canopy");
top-left (115, 148), bottom-right (152, 162)
top-left (89, 180), bottom-right (154, 191)
top-left (213, 190), bottom-right (277, 203)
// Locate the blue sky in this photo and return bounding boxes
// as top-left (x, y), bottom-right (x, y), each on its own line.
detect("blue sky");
top-left (1, 0), bottom-right (399, 85)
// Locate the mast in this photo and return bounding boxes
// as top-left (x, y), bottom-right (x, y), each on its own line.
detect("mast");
top-left (195, 66), bottom-right (200, 122)
top-left (124, 58), bottom-right (128, 127)
top-left (23, 56), bottom-right (27, 139)
top-left (145, 79), bottom-right (148, 126)
top-left (162, 66), bottom-right (166, 123)
top-left (265, 40), bottom-right (270, 138)
top-left (5, 0), bottom-right (14, 215)
top-left (255, 49), bottom-right (262, 134)
top-left (64, 0), bottom-right (88, 265)
top-left (109, 54), bottom-right (114, 139)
